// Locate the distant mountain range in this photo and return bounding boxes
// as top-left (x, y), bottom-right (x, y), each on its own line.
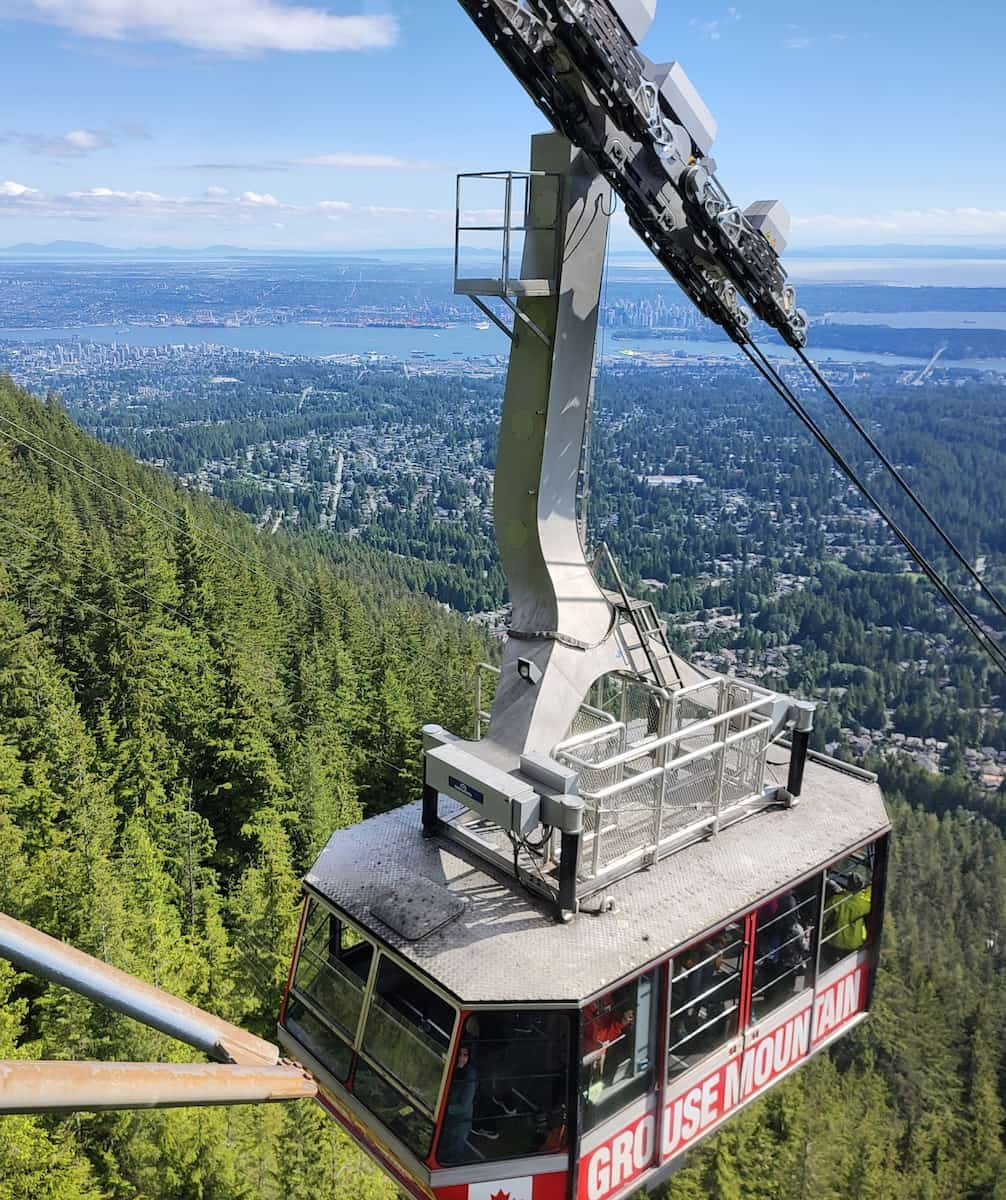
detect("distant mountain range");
top-left (3, 240), bottom-right (1006, 262)
top-left (0, 241), bottom-right (454, 261)
top-left (0, 241), bottom-right (339, 260)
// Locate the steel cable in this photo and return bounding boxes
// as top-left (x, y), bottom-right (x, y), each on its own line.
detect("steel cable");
top-left (736, 339), bottom-right (1006, 676)
top-left (794, 346), bottom-right (1006, 622)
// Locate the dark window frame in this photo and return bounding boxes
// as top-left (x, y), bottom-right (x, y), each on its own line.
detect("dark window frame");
top-left (666, 918), bottom-right (745, 1080)
top-left (434, 1007), bottom-right (574, 1168)
top-left (579, 966), bottom-right (662, 1133)
top-left (282, 893), bottom-right (461, 1164)
top-left (285, 898), bottom-right (377, 1080)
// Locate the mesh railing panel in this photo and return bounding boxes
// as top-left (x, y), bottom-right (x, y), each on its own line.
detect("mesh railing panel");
top-left (555, 675), bottom-right (778, 883)
top-left (720, 723), bottom-right (770, 812)
top-left (593, 772), bottom-right (661, 872)
top-left (658, 756), bottom-right (722, 838)
top-left (622, 678), bottom-right (659, 744)
top-left (569, 704), bottom-right (619, 742)
top-left (675, 682), bottom-right (723, 728)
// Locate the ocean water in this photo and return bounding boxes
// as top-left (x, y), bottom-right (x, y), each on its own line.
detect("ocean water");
top-left (1, 322), bottom-right (1005, 373)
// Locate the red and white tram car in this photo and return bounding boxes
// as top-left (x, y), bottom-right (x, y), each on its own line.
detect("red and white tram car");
top-left (279, 729), bottom-right (889, 1200)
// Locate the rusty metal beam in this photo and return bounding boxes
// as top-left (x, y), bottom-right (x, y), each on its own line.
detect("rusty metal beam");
top-left (0, 912), bottom-right (279, 1066)
top-left (0, 1061), bottom-right (316, 1114)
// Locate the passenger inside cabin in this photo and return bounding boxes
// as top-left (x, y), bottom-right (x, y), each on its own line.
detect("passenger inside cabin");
top-left (583, 986), bottom-right (636, 1086)
top-left (823, 868), bottom-right (872, 965)
top-left (581, 971), bottom-right (658, 1130)
top-left (467, 1011), bottom-right (515, 1143)
top-left (439, 1043), bottom-right (477, 1164)
top-left (666, 924), bottom-right (743, 1079)
top-left (539, 1104), bottom-right (567, 1153)
top-left (750, 886), bottom-right (813, 1016)
top-left (438, 1010), bottom-right (571, 1165)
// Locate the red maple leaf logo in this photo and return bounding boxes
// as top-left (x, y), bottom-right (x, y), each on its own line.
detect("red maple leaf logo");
top-left (489, 1192), bottom-right (512, 1200)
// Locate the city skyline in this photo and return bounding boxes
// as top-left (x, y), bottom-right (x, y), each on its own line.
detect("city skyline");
top-left (1, 1), bottom-right (1004, 250)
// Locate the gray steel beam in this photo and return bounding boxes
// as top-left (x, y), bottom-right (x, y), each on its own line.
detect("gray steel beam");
top-left (0, 912), bottom-right (279, 1066)
top-left (0, 1061), bottom-right (316, 1114)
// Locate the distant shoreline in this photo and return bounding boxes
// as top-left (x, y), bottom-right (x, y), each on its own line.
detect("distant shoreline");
top-left (3, 322), bottom-right (1006, 374)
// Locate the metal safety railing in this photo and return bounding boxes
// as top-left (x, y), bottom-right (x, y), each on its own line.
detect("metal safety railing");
top-left (474, 661), bottom-right (618, 744)
top-left (454, 169), bottom-right (562, 346)
top-left (554, 675), bottom-right (779, 883)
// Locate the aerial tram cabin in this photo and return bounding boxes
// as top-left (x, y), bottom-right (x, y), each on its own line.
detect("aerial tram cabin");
top-left (278, 12), bottom-right (893, 1193)
top-left (278, 672), bottom-right (890, 1200)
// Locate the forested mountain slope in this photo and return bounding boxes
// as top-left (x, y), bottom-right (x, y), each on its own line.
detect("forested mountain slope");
top-left (0, 375), bottom-right (483, 1197)
top-left (1, 376), bottom-right (1005, 1199)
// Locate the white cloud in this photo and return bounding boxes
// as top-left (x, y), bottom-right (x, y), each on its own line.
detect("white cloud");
top-left (0, 180), bottom-right (38, 197)
top-left (690, 18), bottom-right (721, 40)
top-left (68, 187), bottom-right (164, 203)
top-left (8, 0), bottom-right (399, 55)
top-left (0, 181), bottom-right (474, 246)
top-left (690, 8), bottom-right (741, 40)
top-left (6, 178), bottom-right (1006, 251)
top-left (64, 129), bottom-right (104, 150)
top-left (794, 207), bottom-right (1006, 242)
top-left (238, 190), bottom-right (280, 206)
top-left (295, 153), bottom-right (435, 170)
top-left (783, 31), bottom-right (851, 50)
top-left (6, 127), bottom-right (113, 156)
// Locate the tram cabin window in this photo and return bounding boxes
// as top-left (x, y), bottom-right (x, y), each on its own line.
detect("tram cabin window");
top-left (436, 1011), bottom-right (571, 1167)
top-left (285, 900), bottom-right (375, 1081)
top-left (581, 971), bottom-right (658, 1131)
top-left (284, 999), bottom-right (354, 1084)
top-left (750, 879), bottom-right (820, 1022)
top-left (361, 955), bottom-right (456, 1115)
top-left (667, 922), bottom-right (743, 1080)
top-left (822, 850), bottom-right (876, 967)
top-left (354, 1057), bottom-right (438, 1160)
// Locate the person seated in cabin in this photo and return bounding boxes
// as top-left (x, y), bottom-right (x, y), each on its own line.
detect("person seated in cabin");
top-left (824, 869), bottom-right (872, 964)
top-left (465, 1012), bottom-right (521, 1145)
top-left (439, 1043), bottom-right (478, 1165)
top-left (754, 891), bottom-right (810, 1007)
top-left (583, 987), bottom-right (636, 1087)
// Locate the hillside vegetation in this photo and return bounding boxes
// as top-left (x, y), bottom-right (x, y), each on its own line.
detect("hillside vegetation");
top-left (0, 377), bottom-right (1004, 1198)
top-left (0, 376), bottom-right (482, 1197)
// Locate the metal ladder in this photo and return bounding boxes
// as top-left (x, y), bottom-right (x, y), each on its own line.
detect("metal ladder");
top-left (594, 544), bottom-right (683, 690)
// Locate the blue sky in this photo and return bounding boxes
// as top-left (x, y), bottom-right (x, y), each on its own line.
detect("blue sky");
top-left (0, 0), bottom-right (1003, 250)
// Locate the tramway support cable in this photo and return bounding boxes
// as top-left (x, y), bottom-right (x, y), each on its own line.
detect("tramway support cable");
top-left (793, 346), bottom-right (1006, 623)
top-left (736, 339), bottom-right (1006, 676)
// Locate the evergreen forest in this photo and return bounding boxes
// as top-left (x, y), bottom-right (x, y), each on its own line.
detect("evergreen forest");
top-left (0, 373), bottom-right (1004, 1199)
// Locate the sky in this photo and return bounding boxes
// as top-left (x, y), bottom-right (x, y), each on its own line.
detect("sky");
top-left (0, 0), bottom-right (1004, 251)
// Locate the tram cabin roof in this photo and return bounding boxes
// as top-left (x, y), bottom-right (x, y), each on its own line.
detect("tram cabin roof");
top-left (306, 749), bottom-right (890, 1005)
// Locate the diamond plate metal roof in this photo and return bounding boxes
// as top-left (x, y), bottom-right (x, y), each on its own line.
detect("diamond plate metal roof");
top-left (305, 752), bottom-right (890, 1004)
